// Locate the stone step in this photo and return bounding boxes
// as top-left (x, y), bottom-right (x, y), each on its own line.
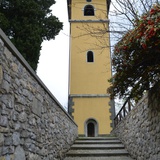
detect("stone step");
top-left (77, 137), bottom-right (119, 140)
top-left (66, 149), bottom-right (129, 156)
top-left (71, 144), bottom-right (125, 149)
top-left (64, 136), bottom-right (134, 160)
top-left (64, 156), bottom-right (133, 160)
top-left (75, 139), bottom-right (121, 144)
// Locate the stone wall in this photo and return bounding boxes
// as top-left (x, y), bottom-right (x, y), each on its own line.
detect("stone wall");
top-left (0, 29), bottom-right (78, 160)
top-left (112, 85), bottom-right (160, 160)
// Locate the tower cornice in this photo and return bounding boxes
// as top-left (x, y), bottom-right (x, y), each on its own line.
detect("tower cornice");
top-left (69, 19), bottom-right (110, 23)
top-left (69, 94), bottom-right (110, 98)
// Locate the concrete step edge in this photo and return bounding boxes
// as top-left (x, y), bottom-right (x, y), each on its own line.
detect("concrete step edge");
top-left (70, 147), bottom-right (125, 150)
top-left (74, 141), bottom-right (122, 144)
top-left (66, 152), bottom-right (129, 157)
top-left (77, 137), bottom-right (119, 140)
top-left (64, 156), bottom-right (133, 160)
top-left (66, 149), bottom-right (129, 155)
top-left (70, 145), bottom-right (125, 150)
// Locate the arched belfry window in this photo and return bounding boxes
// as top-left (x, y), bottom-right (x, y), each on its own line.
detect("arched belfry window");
top-left (84, 5), bottom-right (94, 16)
top-left (87, 51), bottom-right (94, 62)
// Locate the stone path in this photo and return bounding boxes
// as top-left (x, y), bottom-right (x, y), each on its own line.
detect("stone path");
top-left (64, 137), bottom-right (134, 160)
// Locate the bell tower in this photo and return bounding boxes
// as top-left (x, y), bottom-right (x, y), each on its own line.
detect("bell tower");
top-left (67, 0), bottom-right (113, 136)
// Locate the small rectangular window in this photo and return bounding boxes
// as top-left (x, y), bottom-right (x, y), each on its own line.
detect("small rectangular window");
top-left (87, 51), bottom-right (94, 62)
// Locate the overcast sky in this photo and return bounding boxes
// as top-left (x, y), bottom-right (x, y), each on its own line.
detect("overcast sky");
top-left (37, 0), bottom-right (69, 110)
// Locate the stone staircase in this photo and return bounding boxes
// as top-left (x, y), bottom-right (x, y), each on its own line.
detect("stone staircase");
top-left (64, 137), bottom-right (133, 160)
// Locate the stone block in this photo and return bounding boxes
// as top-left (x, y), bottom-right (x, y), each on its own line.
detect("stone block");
top-left (18, 112), bottom-right (27, 123)
top-left (14, 123), bottom-right (21, 131)
top-left (32, 98), bottom-right (41, 117)
top-left (1, 146), bottom-right (14, 155)
top-left (14, 145), bottom-right (26, 160)
top-left (0, 126), bottom-right (9, 133)
top-left (1, 146), bottom-right (9, 155)
top-left (5, 154), bottom-right (15, 160)
top-left (28, 153), bottom-right (42, 160)
top-left (11, 111), bottom-right (18, 122)
top-left (21, 130), bottom-right (29, 138)
top-left (1, 80), bottom-right (10, 93)
top-left (0, 133), bottom-right (4, 146)
top-left (15, 105), bottom-right (23, 113)
top-left (0, 156), bottom-right (5, 160)
top-left (0, 65), bottom-right (3, 85)
top-left (0, 116), bottom-right (8, 127)
top-left (37, 93), bottom-right (43, 103)
top-left (12, 132), bottom-right (20, 146)
top-left (4, 136), bottom-right (12, 146)
top-left (0, 38), bottom-right (4, 47)
top-left (4, 47), bottom-right (12, 61)
top-left (11, 62), bottom-right (18, 73)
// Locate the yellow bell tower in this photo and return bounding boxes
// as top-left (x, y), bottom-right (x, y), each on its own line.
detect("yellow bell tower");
top-left (67, 0), bottom-right (113, 137)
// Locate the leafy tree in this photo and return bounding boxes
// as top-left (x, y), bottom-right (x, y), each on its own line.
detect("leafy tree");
top-left (109, 0), bottom-right (159, 43)
top-left (0, 0), bottom-right (63, 70)
top-left (108, 4), bottom-right (160, 100)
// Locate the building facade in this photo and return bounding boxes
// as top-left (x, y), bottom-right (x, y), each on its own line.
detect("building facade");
top-left (67, 0), bottom-right (114, 137)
